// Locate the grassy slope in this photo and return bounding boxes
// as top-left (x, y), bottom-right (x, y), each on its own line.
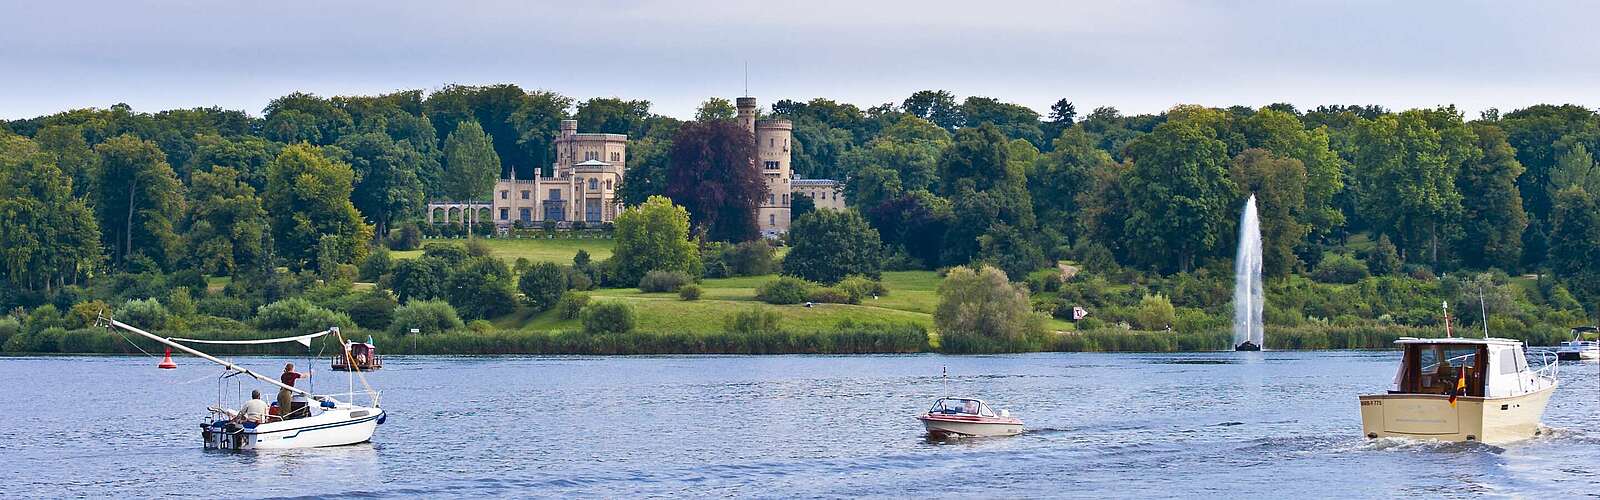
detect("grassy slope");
top-left (394, 238), bottom-right (1071, 334)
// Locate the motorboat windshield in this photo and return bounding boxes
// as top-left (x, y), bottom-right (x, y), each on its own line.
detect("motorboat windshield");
top-left (1389, 338), bottom-right (1556, 398)
top-left (928, 398), bottom-right (995, 417)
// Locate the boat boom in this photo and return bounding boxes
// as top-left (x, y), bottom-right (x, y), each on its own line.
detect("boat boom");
top-left (100, 314), bottom-right (320, 400)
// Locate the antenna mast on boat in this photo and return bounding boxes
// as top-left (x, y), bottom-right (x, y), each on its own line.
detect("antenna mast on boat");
top-left (1479, 291), bottom-right (1489, 339)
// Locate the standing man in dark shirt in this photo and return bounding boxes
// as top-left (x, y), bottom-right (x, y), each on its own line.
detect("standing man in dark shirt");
top-left (277, 363), bottom-right (311, 420)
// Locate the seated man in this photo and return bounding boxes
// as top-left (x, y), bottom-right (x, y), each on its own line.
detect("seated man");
top-left (961, 400), bottom-right (979, 415)
top-left (237, 390), bottom-right (270, 423)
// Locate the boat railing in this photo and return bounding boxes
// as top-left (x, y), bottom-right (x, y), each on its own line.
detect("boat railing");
top-left (1530, 349), bottom-right (1559, 383)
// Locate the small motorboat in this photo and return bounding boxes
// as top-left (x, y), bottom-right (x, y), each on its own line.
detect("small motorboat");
top-left (1555, 326), bottom-right (1598, 361)
top-left (918, 397), bottom-right (1023, 439)
top-left (1234, 341), bottom-right (1261, 351)
top-left (1358, 337), bottom-right (1558, 444)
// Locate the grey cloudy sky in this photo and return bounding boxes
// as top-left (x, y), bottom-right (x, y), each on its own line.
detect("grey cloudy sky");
top-left (2, 0), bottom-right (1596, 120)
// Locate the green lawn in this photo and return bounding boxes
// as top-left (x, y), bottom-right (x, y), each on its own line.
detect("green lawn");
top-left (394, 237), bottom-right (614, 265)
top-left (490, 269), bottom-right (1074, 334)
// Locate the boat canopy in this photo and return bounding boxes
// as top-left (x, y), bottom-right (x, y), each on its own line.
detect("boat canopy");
top-left (1390, 339), bottom-right (1548, 398)
top-left (928, 397), bottom-right (996, 417)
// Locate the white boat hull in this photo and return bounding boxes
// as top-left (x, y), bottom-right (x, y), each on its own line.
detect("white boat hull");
top-left (1358, 383), bottom-right (1556, 445)
top-left (205, 407), bottom-right (384, 450)
top-left (1555, 349), bottom-right (1598, 361)
top-left (918, 415), bottom-right (1023, 438)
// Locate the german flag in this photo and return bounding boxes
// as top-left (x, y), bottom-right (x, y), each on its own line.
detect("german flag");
top-left (1448, 367), bottom-right (1466, 408)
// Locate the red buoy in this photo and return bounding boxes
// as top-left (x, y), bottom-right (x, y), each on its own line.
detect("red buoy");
top-left (157, 347), bottom-right (177, 369)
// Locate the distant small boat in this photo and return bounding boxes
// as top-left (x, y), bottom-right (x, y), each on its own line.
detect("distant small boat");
top-left (918, 397), bottom-right (1022, 438)
top-left (1555, 326), bottom-right (1598, 361)
top-left (1358, 337), bottom-right (1558, 444)
top-left (333, 340), bottom-right (382, 371)
top-left (1234, 341), bottom-right (1261, 351)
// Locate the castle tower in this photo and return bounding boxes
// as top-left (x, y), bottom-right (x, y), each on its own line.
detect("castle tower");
top-left (740, 96), bottom-right (793, 237)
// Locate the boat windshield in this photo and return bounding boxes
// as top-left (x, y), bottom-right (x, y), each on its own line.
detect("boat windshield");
top-left (1395, 344), bottom-right (1486, 397)
top-left (930, 399), bottom-right (995, 417)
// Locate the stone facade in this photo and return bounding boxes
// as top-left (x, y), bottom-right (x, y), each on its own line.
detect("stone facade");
top-left (792, 178), bottom-right (845, 211)
top-left (738, 97), bottom-right (796, 237)
top-left (428, 120), bottom-right (626, 227)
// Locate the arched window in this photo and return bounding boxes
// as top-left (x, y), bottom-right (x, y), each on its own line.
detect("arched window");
top-left (589, 178), bottom-right (599, 190)
top-left (605, 180), bottom-right (612, 190)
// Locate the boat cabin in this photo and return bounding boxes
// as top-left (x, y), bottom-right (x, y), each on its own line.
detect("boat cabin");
top-left (1389, 338), bottom-right (1542, 399)
top-left (332, 341), bottom-right (382, 371)
top-left (927, 398), bottom-right (998, 417)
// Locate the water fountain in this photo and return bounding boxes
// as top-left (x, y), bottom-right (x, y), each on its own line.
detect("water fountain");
top-left (1233, 195), bottom-right (1264, 351)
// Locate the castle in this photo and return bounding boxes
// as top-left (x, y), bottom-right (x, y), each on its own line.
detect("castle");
top-left (426, 96), bottom-right (842, 236)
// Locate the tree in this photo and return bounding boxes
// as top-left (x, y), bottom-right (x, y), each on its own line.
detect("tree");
top-left (0, 135), bottom-right (102, 291)
top-left (1230, 148), bottom-right (1309, 277)
top-left (782, 209), bottom-right (883, 283)
top-left (1048, 99), bottom-right (1077, 127)
top-left (517, 261), bottom-right (567, 311)
top-left (1551, 143), bottom-right (1600, 199)
top-left (506, 90), bottom-right (574, 178)
top-left (575, 98), bottom-right (652, 136)
top-left (264, 144), bottom-right (373, 272)
top-left (1352, 110), bottom-right (1467, 266)
top-left (934, 265), bottom-right (1045, 353)
top-left (790, 193), bottom-right (816, 220)
top-left (866, 190), bottom-right (951, 269)
top-left (336, 132), bottom-right (425, 238)
top-left (609, 196), bottom-right (702, 286)
top-left (390, 257), bottom-right (448, 302)
top-left (663, 120), bottom-right (764, 242)
top-left (695, 98), bottom-right (736, 121)
top-left (1547, 187), bottom-right (1599, 298)
top-left (1239, 109), bottom-right (1346, 237)
top-left (1123, 119), bottom-right (1235, 273)
top-left (902, 90), bottom-right (963, 130)
top-left (1369, 234), bottom-right (1402, 276)
top-left (443, 120), bottom-right (501, 232)
top-left (181, 167), bottom-right (270, 276)
top-left (94, 134), bottom-right (183, 270)
top-left (617, 134), bottom-right (673, 206)
top-left (1030, 127), bottom-right (1113, 244)
top-left (1456, 124), bottom-right (1528, 270)
top-left (937, 124), bottom-right (1039, 266)
top-left (977, 223), bottom-right (1046, 280)
top-left (447, 256), bottom-right (516, 320)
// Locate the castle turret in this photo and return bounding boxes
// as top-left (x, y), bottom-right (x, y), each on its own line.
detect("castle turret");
top-left (737, 97), bottom-right (758, 134)
top-left (560, 119), bottom-right (577, 138)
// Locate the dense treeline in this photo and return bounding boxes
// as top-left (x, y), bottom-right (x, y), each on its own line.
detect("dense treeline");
top-left (2, 84), bottom-right (1598, 354)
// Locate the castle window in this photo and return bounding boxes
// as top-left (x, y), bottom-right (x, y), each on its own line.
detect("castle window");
top-left (768, 194), bottom-right (775, 205)
top-left (500, 208), bottom-right (509, 220)
top-left (769, 214), bottom-right (776, 226)
top-left (521, 191), bottom-right (530, 199)
top-left (589, 178), bottom-right (599, 190)
top-left (611, 152), bottom-right (620, 162)
top-left (500, 190), bottom-right (508, 200)
top-left (764, 161), bottom-right (779, 170)
top-left (782, 194), bottom-right (789, 205)
top-left (769, 138), bottom-right (774, 147)
top-left (605, 180), bottom-right (612, 190)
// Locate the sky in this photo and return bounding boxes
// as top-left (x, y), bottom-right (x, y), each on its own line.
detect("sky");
top-left (2, 0), bottom-right (1597, 121)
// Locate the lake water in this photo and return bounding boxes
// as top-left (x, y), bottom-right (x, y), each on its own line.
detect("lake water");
top-left (3, 351), bottom-right (1598, 498)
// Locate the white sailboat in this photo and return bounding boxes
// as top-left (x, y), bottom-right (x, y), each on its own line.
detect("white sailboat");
top-left (101, 315), bottom-right (385, 450)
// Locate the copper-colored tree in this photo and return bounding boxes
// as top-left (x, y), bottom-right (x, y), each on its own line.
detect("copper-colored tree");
top-left (665, 120), bottom-right (764, 242)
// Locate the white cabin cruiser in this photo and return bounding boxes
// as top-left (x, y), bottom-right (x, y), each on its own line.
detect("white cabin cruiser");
top-left (917, 397), bottom-right (1023, 438)
top-left (1555, 326), bottom-right (1598, 361)
top-left (101, 316), bottom-right (385, 450)
top-left (1359, 337), bottom-right (1557, 444)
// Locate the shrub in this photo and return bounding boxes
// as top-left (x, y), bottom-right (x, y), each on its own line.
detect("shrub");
top-left (679, 284), bottom-right (703, 301)
top-left (782, 209), bottom-right (883, 283)
top-left (254, 298), bottom-right (351, 332)
top-left (935, 265), bottom-right (1047, 353)
top-left (724, 241), bottom-right (777, 276)
top-left (725, 306), bottom-right (782, 334)
top-left (1134, 294), bottom-right (1177, 331)
top-left (390, 299), bottom-right (465, 335)
top-left (465, 238), bottom-right (493, 258)
top-left (756, 277), bottom-right (816, 305)
top-left (386, 223), bottom-right (423, 251)
top-left (556, 292), bottom-right (590, 320)
top-left (565, 268), bottom-right (595, 291)
top-left (806, 287), bottom-right (852, 304)
top-left (1312, 253), bottom-right (1370, 284)
top-left (467, 319), bottom-right (494, 333)
top-left (838, 275), bottom-right (888, 304)
top-left (359, 247), bottom-right (393, 282)
top-left (638, 270), bottom-right (694, 293)
top-left (0, 317), bottom-right (20, 349)
top-left (66, 300), bottom-right (112, 329)
top-left (446, 257), bottom-right (517, 320)
top-left (581, 302), bottom-right (636, 335)
top-left (390, 258), bottom-right (449, 302)
top-left (346, 291), bottom-right (398, 330)
top-left (116, 298), bottom-right (170, 331)
top-left (518, 262), bottom-right (568, 311)
top-left (422, 242), bottom-right (468, 266)
top-left (610, 196), bottom-right (702, 285)
top-left (1025, 269), bottom-right (1065, 293)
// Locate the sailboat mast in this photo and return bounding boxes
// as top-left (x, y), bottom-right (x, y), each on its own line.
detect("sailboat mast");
top-left (103, 315), bottom-right (312, 398)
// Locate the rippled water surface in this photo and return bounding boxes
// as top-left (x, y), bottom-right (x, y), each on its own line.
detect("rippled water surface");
top-left (3, 351), bottom-right (1599, 498)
